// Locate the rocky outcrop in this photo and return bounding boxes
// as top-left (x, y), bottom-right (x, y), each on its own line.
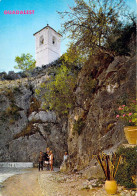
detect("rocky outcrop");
top-left (0, 74), bottom-right (67, 166)
top-left (66, 54), bottom-right (136, 173)
top-left (28, 111), bottom-right (56, 122)
top-left (0, 52), bottom-right (135, 173)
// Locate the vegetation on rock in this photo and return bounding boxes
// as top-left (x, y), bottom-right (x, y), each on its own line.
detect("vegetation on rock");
top-left (14, 53), bottom-right (36, 75)
top-left (106, 18), bottom-right (136, 55)
top-left (13, 122), bottom-right (39, 139)
top-left (28, 97), bottom-right (41, 116)
top-left (36, 65), bottom-right (76, 116)
top-left (116, 146), bottom-right (137, 188)
top-left (72, 117), bottom-right (85, 135)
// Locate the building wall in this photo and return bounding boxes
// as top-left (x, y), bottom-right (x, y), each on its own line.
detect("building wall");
top-left (34, 27), bottom-right (61, 67)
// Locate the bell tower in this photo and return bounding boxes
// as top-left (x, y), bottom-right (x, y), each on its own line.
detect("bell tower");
top-left (33, 24), bottom-right (62, 67)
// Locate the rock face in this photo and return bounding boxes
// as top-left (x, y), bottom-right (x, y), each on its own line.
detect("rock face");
top-left (28, 111), bottom-right (56, 122)
top-left (66, 54), bottom-right (136, 173)
top-left (0, 52), bottom-right (135, 173)
top-left (0, 75), bottom-right (67, 166)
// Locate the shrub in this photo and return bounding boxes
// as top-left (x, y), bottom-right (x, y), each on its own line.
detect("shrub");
top-left (4, 89), bottom-right (14, 102)
top-left (13, 86), bottom-right (22, 93)
top-left (28, 97), bottom-right (41, 115)
top-left (42, 65), bottom-right (76, 116)
top-left (82, 77), bottom-right (97, 97)
top-left (107, 21), bottom-right (136, 55)
top-left (115, 146), bottom-right (137, 188)
top-left (72, 117), bottom-right (85, 135)
top-left (9, 118), bottom-right (16, 125)
top-left (4, 103), bottom-right (21, 122)
top-left (116, 100), bottom-right (137, 126)
top-left (14, 122), bottom-right (39, 139)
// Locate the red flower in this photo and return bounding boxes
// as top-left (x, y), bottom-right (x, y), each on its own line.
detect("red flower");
top-left (128, 113), bottom-right (132, 116)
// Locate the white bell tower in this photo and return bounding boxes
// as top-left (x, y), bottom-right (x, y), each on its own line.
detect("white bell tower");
top-left (33, 24), bottom-right (62, 67)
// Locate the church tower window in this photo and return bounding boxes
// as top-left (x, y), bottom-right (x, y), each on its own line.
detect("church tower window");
top-left (39, 35), bottom-right (44, 46)
top-left (52, 36), bottom-right (56, 45)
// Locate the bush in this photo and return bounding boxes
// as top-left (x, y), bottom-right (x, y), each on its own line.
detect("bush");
top-left (3, 103), bottom-right (21, 122)
top-left (82, 78), bottom-right (97, 96)
top-left (14, 122), bottom-right (39, 139)
top-left (115, 146), bottom-right (137, 188)
top-left (4, 89), bottom-right (14, 102)
top-left (72, 117), bottom-right (85, 135)
top-left (28, 97), bottom-right (41, 115)
top-left (107, 21), bottom-right (136, 55)
top-left (42, 65), bottom-right (76, 116)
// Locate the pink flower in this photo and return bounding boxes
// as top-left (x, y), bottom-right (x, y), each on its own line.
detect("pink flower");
top-left (128, 113), bottom-right (132, 116)
top-left (118, 107), bottom-right (123, 110)
top-left (129, 120), bottom-right (132, 122)
top-left (122, 105), bottom-right (125, 107)
top-left (123, 114), bottom-right (126, 117)
top-left (116, 115), bottom-right (120, 118)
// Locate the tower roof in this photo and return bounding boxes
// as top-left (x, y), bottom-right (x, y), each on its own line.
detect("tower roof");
top-left (33, 24), bottom-right (62, 37)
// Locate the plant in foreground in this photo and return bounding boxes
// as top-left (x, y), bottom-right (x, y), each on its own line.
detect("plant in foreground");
top-left (93, 152), bottom-right (122, 180)
top-left (116, 100), bottom-right (137, 126)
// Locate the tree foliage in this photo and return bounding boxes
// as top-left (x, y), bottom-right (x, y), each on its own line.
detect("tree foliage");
top-left (106, 18), bottom-right (136, 55)
top-left (14, 53), bottom-right (36, 75)
top-left (60, 43), bottom-right (86, 69)
top-left (58, 0), bottom-right (126, 56)
top-left (116, 147), bottom-right (137, 188)
top-left (42, 65), bottom-right (76, 115)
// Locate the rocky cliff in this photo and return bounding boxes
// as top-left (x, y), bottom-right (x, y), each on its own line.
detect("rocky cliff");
top-left (0, 74), bottom-right (68, 166)
top-left (0, 51), bottom-right (135, 170)
top-left (65, 54), bottom-right (136, 173)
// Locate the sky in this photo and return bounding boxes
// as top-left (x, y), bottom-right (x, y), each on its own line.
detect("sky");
top-left (0, 0), bottom-right (136, 73)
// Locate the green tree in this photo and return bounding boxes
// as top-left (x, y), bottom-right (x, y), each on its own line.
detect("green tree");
top-left (58, 0), bottom-right (126, 56)
top-left (40, 65), bottom-right (76, 115)
top-left (14, 53), bottom-right (36, 76)
top-left (60, 43), bottom-right (86, 70)
top-left (105, 18), bottom-right (136, 55)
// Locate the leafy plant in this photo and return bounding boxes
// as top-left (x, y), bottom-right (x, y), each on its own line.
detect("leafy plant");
top-left (40, 65), bottom-right (76, 116)
top-left (116, 99), bottom-right (137, 126)
top-left (82, 77), bottom-right (97, 97)
top-left (72, 117), bottom-right (85, 135)
top-left (13, 122), bottom-right (39, 139)
top-left (115, 146), bottom-right (137, 188)
top-left (4, 89), bottom-right (14, 102)
top-left (60, 43), bottom-right (85, 70)
top-left (93, 152), bottom-right (122, 180)
top-left (28, 97), bottom-right (41, 115)
top-left (58, 0), bottom-right (126, 57)
top-left (4, 103), bottom-right (21, 121)
top-left (14, 53), bottom-right (36, 75)
top-left (106, 20), bottom-right (136, 55)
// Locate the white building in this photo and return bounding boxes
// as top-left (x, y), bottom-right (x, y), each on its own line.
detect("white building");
top-left (33, 24), bottom-right (62, 67)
